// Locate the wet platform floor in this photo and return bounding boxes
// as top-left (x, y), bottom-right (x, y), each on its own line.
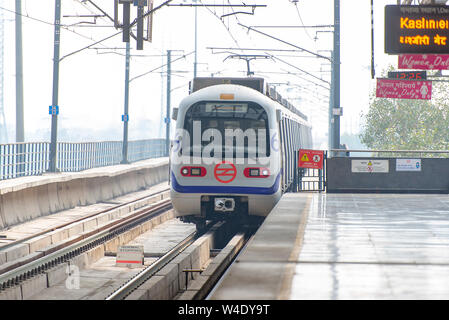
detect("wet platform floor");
top-left (211, 193), bottom-right (449, 300)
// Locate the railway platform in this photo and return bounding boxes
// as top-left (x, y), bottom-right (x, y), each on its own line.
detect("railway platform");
top-left (210, 192), bottom-right (449, 299)
top-left (0, 158), bottom-right (168, 230)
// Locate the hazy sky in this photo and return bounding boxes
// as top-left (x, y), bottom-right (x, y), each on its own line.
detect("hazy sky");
top-left (1, 0), bottom-right (399, 147)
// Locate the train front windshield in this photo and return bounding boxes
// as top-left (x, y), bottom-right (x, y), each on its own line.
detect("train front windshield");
top-left (183, 101), bottom-right (270, 158)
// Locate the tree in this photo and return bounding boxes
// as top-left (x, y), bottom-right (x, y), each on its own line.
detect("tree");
top-left (360, 70), bottom-right (449, 157)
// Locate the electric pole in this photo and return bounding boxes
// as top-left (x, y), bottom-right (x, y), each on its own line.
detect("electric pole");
top-left (194, 0), bottom-right (198, 78)
top-left (121, 42), bottom-right (130, 164)
top-left (15, 0), bottom-right (24, 143)
top-left (0, 3), bottom-right (7, 144)
top-left (331, 0), bottom-right (341, 156)
top-left (49, 0), bottom-right (61, 172)
top-left (328, 51), bottom-right (334, 154)
top-left (166, 50), bottom-right (171, 156)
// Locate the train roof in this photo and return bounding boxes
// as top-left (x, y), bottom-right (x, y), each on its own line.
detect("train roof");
top-left (190, 77), bottom-right (309, 122)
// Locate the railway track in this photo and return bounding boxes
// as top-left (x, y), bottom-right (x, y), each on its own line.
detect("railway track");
top-left (0, 188), bottom-right (172, 293)
top-left (0, 187), bottom-right (170, 253)
top-left (105, 220), bottom-right (255, 301)
top-left (106, 230), bottom-right (196, 300)
top-left (0, 184), bottom-right (262, 300)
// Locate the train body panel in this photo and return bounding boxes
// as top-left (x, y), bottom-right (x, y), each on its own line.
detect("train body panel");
top-left (169, 78), bottom-right (312, 229)
top-left (170, 190), bottom-right (282, 217)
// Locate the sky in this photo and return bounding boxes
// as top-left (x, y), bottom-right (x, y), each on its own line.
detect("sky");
top-left (1, 0), bottom-right (402, 148)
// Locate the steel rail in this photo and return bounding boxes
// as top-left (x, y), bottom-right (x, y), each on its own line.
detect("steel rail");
top-left (105, 231), bottom-right (196, 300)
top-left (108, 221), bottom-right (260, 300)
top-left (0, 199), bottom-right (172, 290)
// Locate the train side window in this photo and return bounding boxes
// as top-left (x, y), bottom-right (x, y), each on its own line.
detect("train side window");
top-left (291, 121), bottom-right (295, 149)
top-left (287, 119), bottom-right (292, 185)
top-left (285, 119), bottom-right (290, 182)
top-left (300, 126), bottom-right (305, 149)
top-left (292, 122), bottom-right (296, 179)
top-left (288, 119), bottom-right (293, 182)
top-left (280, 119), bottom-right (286, 190)
top-left (297, 123), bottom-right (300, 149)
top-left (295, 123), bottom-right (299, 150)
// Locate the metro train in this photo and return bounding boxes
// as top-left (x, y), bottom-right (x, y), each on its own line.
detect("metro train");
top-left (170, 77), bottom-right (312, 231)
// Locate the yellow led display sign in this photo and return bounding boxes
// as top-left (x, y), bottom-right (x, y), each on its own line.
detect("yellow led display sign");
top-left (385, 5), bottom-right (449, 54)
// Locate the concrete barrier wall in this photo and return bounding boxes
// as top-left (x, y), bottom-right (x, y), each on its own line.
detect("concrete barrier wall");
top-left (0, 158), bottom-right (169, 229)
top-left (327, 157), bottom-right (449, 193)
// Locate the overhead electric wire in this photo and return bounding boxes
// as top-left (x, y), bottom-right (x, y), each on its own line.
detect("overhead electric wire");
top-left (250, 25), bottom-right (334, 29)
top-left (265, 52), bottom-right (330, 87)
top-left (208, 46), bottom-right (322, 55)
top-left (293, 2), bottom-right (314, 42)
top-left (198, 0), bottom-right (241, 48)
top-left (238, 22), bottom-right (332, 62)
top-left (0, 4), bottom-right (111, 51)
top-left (84, 0), bottom-right (115, 23)
top-left (130, 51), bottom-right (195, 82)
top-left (60, 0), bottom-right (174, 62)
top-left (257, 71), bottom-right (329, 97)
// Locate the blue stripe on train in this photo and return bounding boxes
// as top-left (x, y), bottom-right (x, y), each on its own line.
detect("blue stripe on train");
top-left (171, 172), bottom-right (281, 195)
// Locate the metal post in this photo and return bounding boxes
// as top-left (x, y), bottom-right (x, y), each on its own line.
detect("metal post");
top-left (166, 50), bottom-right (171, 157)
top-left (371, 0), bottom-right (375, 79)
top-left (15, 0), bottom-right (24, 143)
top-left (323, 151), bottom-right (327, 191)
top-left (121, 42), bottom-right (130, 164)
top-left (122, 2), bottom-right (130, 43)
top-left (293, 151), bottom-right (298, 192)
top-left (136, 2), bottom-right (144, 50)
top-left (246, 60), bottom-right (251, 77)
top-left (0, 7), bottom-right (7, 144)
top-left (328, 51), bottom-right (334, 156)
top-left (49, 0), bottom-right (61, 172)
top-left (194, 2), bottom-right (198, 78)
top-left (332, 0), bottom-right (341, 155)
top-left (15, 0), bottom-right (25, 176)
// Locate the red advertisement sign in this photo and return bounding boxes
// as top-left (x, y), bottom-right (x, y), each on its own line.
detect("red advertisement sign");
top-left (376, 78), bottom-right (432, 100)
top-left (299, 149), bottom-right (324, 170)
top-left (398, 54), bottom-right (449, 70)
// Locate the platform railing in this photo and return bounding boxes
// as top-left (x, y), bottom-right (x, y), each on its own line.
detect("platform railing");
top-left (330, 149), bottom-right (449, 158)
top-left (0, 139), bottom-right (166, 181)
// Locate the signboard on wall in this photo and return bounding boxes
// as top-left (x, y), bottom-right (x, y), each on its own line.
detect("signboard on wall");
top-left (396, 159), bottom-right (422, 171)
top-left (351, 160), bottom-right (389, 173)
top-left (116, 245), bottom-right (144, 268)
top-left (385, 5), bottom-right (449, 54)
top-left (376, 78), bottom-right (432, 100)
top-left (398, 54), bottom-right (449, 69)
top-left (299, 149), bottom-right (324, 169)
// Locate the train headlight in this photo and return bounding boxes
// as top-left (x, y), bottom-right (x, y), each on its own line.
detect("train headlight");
top-left (180, 166), bottom-right (206, 177)
top-left (244, 167), bottom-right (270, 178)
